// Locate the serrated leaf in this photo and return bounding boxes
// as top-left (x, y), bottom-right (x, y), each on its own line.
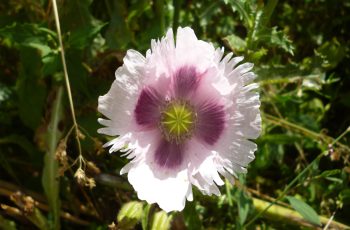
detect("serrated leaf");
top-left (315, 39), bottom-right (345, 69)
top-left (250, 47), bottom-right (268, 62)
top-left (223, 34), bottom-right (246, 52)
top-left (117, 201), bottom-right (143, 229)
top-left (150, 211), bottom-right (172, 230)
top-left (286, 196), bottom-right (321, 226)
top-left (228, 0), bottom-right (253, 28)
top-left (42, 87), bottom-right (64, 230)
top-left (0, 23), bottom-right (56, 49)
top-left (257, 27), bottom-right (294, 55)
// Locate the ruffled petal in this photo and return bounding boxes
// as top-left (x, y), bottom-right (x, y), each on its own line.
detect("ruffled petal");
top-left (211, 64), bottom-right (261, 175)
top-left (175, 27), bottom-right (216, 73)
top-left (232, 83), bottom-right (261, 139)
top-left (184, 139), bottom-right (224, 196)
top-left (98, 50), bottom-right (146, 135)
top-left (145, 29), bottom-right (176, 81)
top-left (126, 163), bottom-right (192, 212)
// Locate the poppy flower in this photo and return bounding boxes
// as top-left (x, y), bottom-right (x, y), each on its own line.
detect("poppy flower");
top-left (98, 27), bottom-right (261, 212)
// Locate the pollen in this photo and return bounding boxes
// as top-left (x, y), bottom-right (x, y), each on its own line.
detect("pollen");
top-left (160, 101), bottom-right (196, 143)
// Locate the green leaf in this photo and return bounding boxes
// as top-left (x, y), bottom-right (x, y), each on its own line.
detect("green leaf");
top-left (42, 52), bottom-right (61, 75)
top-left (0, 215), bottom-right (16, 230)
top-left (141, 204), bottom-right (152, 230)
top-left (250, 47), bottom-right (268, 62)
top-left (339, 189), bottom-right (350, 205)
top-left (183, 202), bottom-right (202, 230)
top-left (315, 38), bottom-right (345, 70)
top-left (42, 87), bottom-right (64, 230)
top-left (117, 201), bottom-right (143, 229)
top-left (0, 23), bottom-right (56, 50)
top-left (150, 211), bottom-right (173, 230)
top-left (60, 0), bottom-right (97, 31)
top-left (25, 208), bottom-right (49, 230)
top-left (257, 27), bottom-right (294, 55)
top-left (0, 134), bottom-right (39, 162)
top-left (319, 169), bottom-right (341, 178)
top-left (286, 196), bottom-right (321, 226)
top-left (105, 0), bottom-right (133, 49)
top-left (237, 190), bottom-right (250, 225)
top-left (223, 34), bottom-right (246, 52)
top-left (325, 177), bottom-right (343, 183)
top-left (68, 22), bottom-right (107, 49)
top-left (0, 152), bottom-right (19, 184)
top-left (260, 0), bottom-right (278, 27)
top-left (17, 47), bottom-right (47, 129)
top-left (227, 0), bottom-right (253, 28)
top-left (257, 134), bottom-right (300, 145)
top-left (0, 23), bottom-right (59, 78)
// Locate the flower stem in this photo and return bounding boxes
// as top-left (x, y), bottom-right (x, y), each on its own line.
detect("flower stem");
top-left (51, 0), bottom-right (83, 163)
top-left (264, 113), bottom-right (350, 152)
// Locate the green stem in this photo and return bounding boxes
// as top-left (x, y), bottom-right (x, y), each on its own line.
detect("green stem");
top-left (244, 152), bottom-right (324, 227)
top-left (331, 126), bottom-right (350, 145)
top-left (154, 0), bottom-right (165, 34)
top-left (172, 0), bottom-right (182, 31)
top-left (264, 113), bottom-right (322, 140)
top-left (264, 113), bottom-right (350, 152)
top-left (252, 197), bottom-right (349, 229)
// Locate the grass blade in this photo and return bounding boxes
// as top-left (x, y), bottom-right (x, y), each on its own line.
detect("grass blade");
top-left (42, 87), bottom-right (64, 230)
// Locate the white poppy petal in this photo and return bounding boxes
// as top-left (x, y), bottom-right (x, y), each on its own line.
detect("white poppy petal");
top-left (128, 163), bottom-right (191, 212)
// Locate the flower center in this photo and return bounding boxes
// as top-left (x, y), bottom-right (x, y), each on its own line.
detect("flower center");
top-left (160, 101), bottom-right (196, 143)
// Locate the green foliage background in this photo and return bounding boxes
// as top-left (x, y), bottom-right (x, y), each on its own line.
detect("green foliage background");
top-left (0, 0), bottom-right (350, 229)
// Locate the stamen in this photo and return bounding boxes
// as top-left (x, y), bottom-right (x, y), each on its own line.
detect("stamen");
top-left (159, 100), bottom-right (196, 143)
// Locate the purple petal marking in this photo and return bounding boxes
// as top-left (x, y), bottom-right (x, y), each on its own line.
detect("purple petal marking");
top-left (195, 102), bottom-right (226, 145)
top-left (173, 66), bottom-right (200, 99)
top-left (154, 139), bottom-right (184, 169)
top-left (134, 87), bottom-right (163, 127)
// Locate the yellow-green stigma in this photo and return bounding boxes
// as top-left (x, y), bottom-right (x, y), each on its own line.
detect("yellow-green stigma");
top-left (160, 101), bottom-right (195, 142)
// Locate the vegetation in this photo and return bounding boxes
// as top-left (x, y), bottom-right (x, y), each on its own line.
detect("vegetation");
top-left (0, 0), bottom-right (349, 229)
